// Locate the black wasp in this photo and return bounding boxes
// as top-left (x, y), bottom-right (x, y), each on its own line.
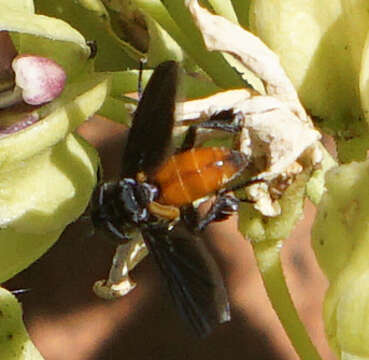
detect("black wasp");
top-left (90, 61), bottom-right (250, 337)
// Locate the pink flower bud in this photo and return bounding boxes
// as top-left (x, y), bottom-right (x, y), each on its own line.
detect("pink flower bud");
top-left (12, 55), bottom-right (66, 105)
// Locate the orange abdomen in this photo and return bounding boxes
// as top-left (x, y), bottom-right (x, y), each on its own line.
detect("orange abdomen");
top-left (153, 147), bottom-right (247, 207)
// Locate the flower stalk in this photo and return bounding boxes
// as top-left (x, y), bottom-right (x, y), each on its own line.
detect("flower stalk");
top-left (253, 240), bottom-right (322, 360)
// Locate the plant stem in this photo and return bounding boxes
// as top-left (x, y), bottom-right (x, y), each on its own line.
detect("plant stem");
top-left (163, 0), bottom-right (244, 89)
top-left (133, 0), bottom-right (244, 89)
top-left (252, 240), bottom-right (323, 360)
top-left (0, 86), bottom-right (22, 109)
top-left (207, 0), bottom-right (238, 23)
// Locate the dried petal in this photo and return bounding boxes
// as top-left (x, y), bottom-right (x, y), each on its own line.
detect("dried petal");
top-left (184, 0), bottom-right (322, 217)
top-left (237, 97), bottom-right (320, 180)
top-left (186, 0), bottom-right (307, 121)
top-left (94, 236), bottom-right (148, 299)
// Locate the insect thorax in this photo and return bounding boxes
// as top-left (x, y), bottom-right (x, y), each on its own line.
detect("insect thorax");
top-left (90, 178), bottom-right (159, 240)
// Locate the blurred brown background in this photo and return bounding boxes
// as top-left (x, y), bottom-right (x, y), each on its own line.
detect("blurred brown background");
top-left (5, 117), bottom-right (336, 360)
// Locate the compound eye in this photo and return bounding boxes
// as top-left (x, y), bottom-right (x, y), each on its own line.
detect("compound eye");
top-left (140, 182), bottom-right (159, 202)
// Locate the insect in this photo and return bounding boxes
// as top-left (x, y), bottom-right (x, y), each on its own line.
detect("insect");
top-left (90, 61), bottom-right (249, 337)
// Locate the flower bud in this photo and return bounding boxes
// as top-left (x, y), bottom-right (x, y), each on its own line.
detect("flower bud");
top-left (0, 287), bottom-right (44, 359)
top-left (250, 0), bottom-right (369, 162)
top-left (12, 54), bottom-right (66, 105)
top-left (312, 160), bottom-right (369, 358)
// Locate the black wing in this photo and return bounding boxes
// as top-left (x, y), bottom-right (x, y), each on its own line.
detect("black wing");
top-left (121, 61), bottom-right (179, 178)
top-left (142, 224), bottom-right (230, 337)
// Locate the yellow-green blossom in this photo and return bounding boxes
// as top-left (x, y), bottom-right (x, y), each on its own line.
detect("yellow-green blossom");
top-left (0, 1), bottom-right (109, 282)
top-left (250, 0), bottom-right (369, 162)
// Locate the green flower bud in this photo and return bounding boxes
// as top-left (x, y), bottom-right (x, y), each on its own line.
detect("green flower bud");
top-left (239, 170), bottom-right (308, 243)
top-left (250, 0), bottom-right (369, 162)
top-left (0, 73), bottom-right (109, 282)
top-left (312, 160), bottom-right (369, 358)
top-left (0, 287), bottom-right (44, 359)
top-left (0, 2), bottom-right (110, 282)
top-left (0, 133), bottom-right (99, 283)
top-left (1, 2), bottom-right (92, 79)
top-left (0, 3), bottom-right (111, 358)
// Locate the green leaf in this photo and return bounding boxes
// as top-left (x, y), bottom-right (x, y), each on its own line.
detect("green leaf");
top-left (98, 96), bottom-right (129, 125)
top-left (34, 0), bottom-right (139, 70)
top-left (132, 0), bottom-right (244, 89)
top-left (207, 0), bottom-right (238, 24)
top-left (145, 15), bottom-right (184, 66)
top-left (231, 0), bottom-right (251, 28)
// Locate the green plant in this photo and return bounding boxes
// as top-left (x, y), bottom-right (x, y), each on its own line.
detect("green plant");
top-left (1, 1), bottom-right (369, 359)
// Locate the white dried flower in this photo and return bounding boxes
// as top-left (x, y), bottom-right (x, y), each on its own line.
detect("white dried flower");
top-left (180, 0), bottom-right (322, 216)
top-left (93, 235), bottom-right (148, 300)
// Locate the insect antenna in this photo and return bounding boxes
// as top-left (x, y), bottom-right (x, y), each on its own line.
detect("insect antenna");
top-left (137, 57), bottom-right (148, 99)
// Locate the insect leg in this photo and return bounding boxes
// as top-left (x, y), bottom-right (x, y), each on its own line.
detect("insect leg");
top-left (137, 57), bottom-right (147, 99)
top-left (180, 125), bottom-right (197, 152)
top-left (197, 110), bottom-right (243, 133)
top-left (181, 204), bottom-right (199, 231)
top-left (196, 192), bottom-right (239, 232)
top-left (182, 176), bottom-right (264, 232)
top-left (195, 173), bottom-right (266, 231)
top-left (179, 111), bottom-right (243, 152)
